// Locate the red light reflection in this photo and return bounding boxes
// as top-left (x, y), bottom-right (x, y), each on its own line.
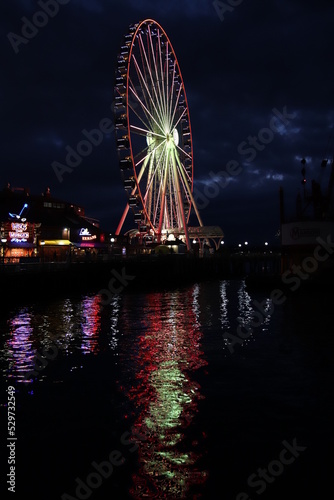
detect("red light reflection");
top-left (119, 286), bottom-right (208, 499)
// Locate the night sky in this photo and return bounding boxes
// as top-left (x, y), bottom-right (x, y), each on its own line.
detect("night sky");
top-left (2, 0), bottom-right (334, 244)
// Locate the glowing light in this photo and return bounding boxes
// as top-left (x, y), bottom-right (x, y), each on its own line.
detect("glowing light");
top-left (9, 203), bottom-right (28, 220)
top-left (82, 235), bottom-right (97, 241)
top-left (9, 222), bottom-right (30, 243)
top-left (42, 240), bottom-right (71, 246)
top-left (80, 228), bottom-right (96, 241)
top-left (173, 128), bottom-right (179, 146)
top-left (79, 228), bottom-right (91, 236)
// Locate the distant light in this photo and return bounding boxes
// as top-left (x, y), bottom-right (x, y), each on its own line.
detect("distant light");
top-left (265, 242), bottom-right (269, 246)
top-left (238, 244), bottom-right (242, 247)
top-left (40, 241), bottom-right (45, 246)
top-left (1, 238), bottom-right (7, 243)
top-left (110, 237), bottom-right (115, 243)
top-left (220, 241), bottom-right (225, 245)
top-left (244, 241), bottom-right (248, 245)
top-left (192, 239), bottom-right (197, 244)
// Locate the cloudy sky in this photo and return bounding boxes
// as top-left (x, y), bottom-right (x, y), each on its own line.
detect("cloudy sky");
top-left (1, 0), bottom-right (334, 244)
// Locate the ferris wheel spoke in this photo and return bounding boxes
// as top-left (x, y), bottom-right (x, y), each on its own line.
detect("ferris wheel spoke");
top-left (157, 148), bottom-right (170, 238)
top-left (130, 125), bottom-right (165, 139)
top-left (175, 142), bottom-right (192, 161)
top-left (130, 59), bottom-right (153, 123)
top-left (173, 147), bottom-right (204, 227)
top-left (144, 141), bottom-right (167, 201)
top-left (152, 145), bottom-right (168, 227)
top-left (129, 65), bottom-right (158, 126)
top-left (134, 139), bottom-right (166, 170)
top-left (146, 27), bottom-right (166, 127)
top-left (171, 106), bottom-right (187, 132)
top-left (138, 35), bottom-right (162, 123)
top-left (132, 55), bottom-right (164, 130)
top-left (157, 30), bottom-right (168, 129)
top-left (138, 34), bottom-right (165, 128)
top-left (144, 153), bottom-right (155, 220)
top-left (128, 78), bottom-right (165, 136)
top-left (147, 147), bottom-right (166, 192)
top-left (128, 79), bottom-right (155, 131)
top-left (168, 61), bottom-right (177, 126)
top-left (128, 94), bottom-right (154, 133)
top-left (173, 149), bottom-right (192, 184)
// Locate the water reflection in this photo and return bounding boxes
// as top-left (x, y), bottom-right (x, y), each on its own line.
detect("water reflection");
top-left (219, 281), bottom-right (230, 333)
top-left (1, 294), bottom-right (107, 384)
top-left (237, 281), bottom-right (273, 337)
top-left (3, 309), bottom-right (35, 384)
top-left (119, 287), bottom-right (208, 499)
top-left (80, 295), bottom-right (102, 354)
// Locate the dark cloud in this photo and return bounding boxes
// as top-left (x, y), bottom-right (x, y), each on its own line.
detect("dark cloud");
top-left (1, 0), bottom-right (334, 244)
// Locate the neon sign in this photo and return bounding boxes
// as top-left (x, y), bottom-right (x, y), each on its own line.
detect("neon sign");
top-left (9, 203), bottom-right (28, 221)
top-left (82, 235), bottom-right (97, 241)
top-left (80, 228), bottom-right (97, 241)
top-left (80, 228), bottom-right (91, 236)
top-left (9, 222), bottom-right (29, 243)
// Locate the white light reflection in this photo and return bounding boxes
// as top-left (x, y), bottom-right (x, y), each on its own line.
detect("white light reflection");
top-left (237, 281), bottom-right (255, 346)
top-left (109, 295), bottom-right (121, 351)
top-left (219, 281), bottom-right (230, 333)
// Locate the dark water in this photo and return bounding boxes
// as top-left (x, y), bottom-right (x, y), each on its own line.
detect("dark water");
top-left (1, 279), bottom-right (333, 499)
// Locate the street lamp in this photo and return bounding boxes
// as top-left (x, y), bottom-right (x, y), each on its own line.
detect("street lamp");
top-left (1, 238), bottom-right (7, 265)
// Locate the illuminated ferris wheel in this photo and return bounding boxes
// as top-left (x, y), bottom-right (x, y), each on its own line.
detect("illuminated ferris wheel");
top-left (114, 19), bottom-right (203, 249)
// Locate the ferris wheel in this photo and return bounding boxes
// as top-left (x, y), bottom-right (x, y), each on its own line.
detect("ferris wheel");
top-left (114, 19), bottom-right (203, 249)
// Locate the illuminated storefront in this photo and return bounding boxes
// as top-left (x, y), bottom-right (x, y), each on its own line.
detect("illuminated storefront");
top-left (0, 185), bottom-right (108, 264)
top-left (1, 220), bottom-right (38, 263)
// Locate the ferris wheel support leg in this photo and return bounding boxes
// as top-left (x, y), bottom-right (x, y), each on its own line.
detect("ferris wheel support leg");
top-left (115, 203), bottom-right (130, 236)
top-left (157, 149), bottom-right (170, 243)
top-left (172, 149), bottom-right (191, 251)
